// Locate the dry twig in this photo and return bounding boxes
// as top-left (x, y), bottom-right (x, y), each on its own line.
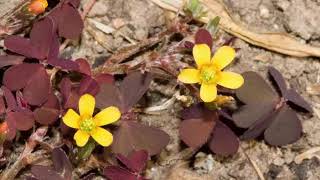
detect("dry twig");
top-left (93, 30), bottom-right (171, 74)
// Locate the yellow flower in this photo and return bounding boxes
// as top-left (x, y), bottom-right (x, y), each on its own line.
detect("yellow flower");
top-left (178, 44), bottom-right (244, 102)
top-left (63, 94), bottom-right (121, 147)
top-left (28, 0), bottom-right (48, 15)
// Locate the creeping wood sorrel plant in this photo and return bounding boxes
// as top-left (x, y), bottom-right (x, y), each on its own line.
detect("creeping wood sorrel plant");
top-left (176, 28), bottom-right (242, 155)
top-left (176, 28), bottom-right (311, 156)
top-left (232, 67), bottom-right (312, 146)
top-left (0, 2), bottom-right (85, 139)
top-left (178, 29), bottom-right (244, 102)
top-left (0, 0), bottom-right (169, 177)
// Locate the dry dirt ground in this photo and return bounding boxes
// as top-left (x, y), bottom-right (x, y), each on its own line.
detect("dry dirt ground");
top-left (2, 0), bottom-right (320, 179)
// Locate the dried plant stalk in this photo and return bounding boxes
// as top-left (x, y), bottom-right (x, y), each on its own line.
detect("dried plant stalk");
top-left (294, 147), bottom-right (320, 164)
top-left (150, 0), bottom-right (320, 58)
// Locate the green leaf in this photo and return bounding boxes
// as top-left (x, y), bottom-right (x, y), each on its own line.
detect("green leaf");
top-left (204, 102), bottom-right (219, 110)
top-left (206, 16), bottom-right (220, 36)
top-left (77, 138), bottom-right (96, 160)
top-left (185, 0), bottom-right (207, 19)
top-left (188, 0), bottom-right (199, 12)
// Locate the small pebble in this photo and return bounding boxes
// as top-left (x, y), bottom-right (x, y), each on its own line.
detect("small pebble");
top-left (259, 5), bottom-right (270, 18)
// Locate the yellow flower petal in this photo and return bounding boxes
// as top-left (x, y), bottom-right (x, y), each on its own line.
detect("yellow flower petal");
top-left (74, 130), bottom-right (90, 147)
top-left (79, 94), bottom-right (95, 117)
top-left (91, 127), bottom-right (113, 147)
top-left (200, 83), bottom-right (217, 102)
top-left (217, 71), bottom-right (244, 89)
top-left (63, 109), bottom-right (80, 129)
top-left (193, 44), bottom-right (211, 68)
top-left (94, 106), bottom-right (121, 126)
top-left (178, 69), bottom-right (200, 84)
top-left (212, 46), bottom-right (236, 70)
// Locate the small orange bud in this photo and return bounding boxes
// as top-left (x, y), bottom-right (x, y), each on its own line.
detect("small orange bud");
top-left (28, 0), bottom-right (48, 15)
top-left (0, 122), bottom-right (8, 135)
top-left (0, 122), bottom-right (8, 143)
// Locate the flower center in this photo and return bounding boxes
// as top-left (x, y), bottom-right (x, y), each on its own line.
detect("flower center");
top-left (200, 65), bottom-right (217, 84)
top-left (79, 118), bottom-right (95, 132)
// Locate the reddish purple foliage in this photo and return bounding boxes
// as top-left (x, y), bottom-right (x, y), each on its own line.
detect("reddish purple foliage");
top-left (268, 67), bottom-right (312, 112)
top-left (3, 0), bottom-right (84, 71)
top-left (0, 0), bottom-right (88, 143)
top-left (59, 77), bottom-right (80, 110)
top-left (104, 167), bottom-right (137, 180)
top-left (7, 110), bottom-right (34, 131)
top-left (3, 64), bottom-right (50, 106)
top-left (3, 86), bottom-right (17, 112)
top-left (94, 72), bottom-right (169, 155)
top-left (183, 29), bottom-right (213, 49)
top-left (74, 58), bottom-right (114, 96)
top-left (34, 107), bottom-right (60, 125)
top-left (59, 73), bottom-right (108, 111)
top-left (78, 76), bottom-right (100, 95)
top-left (183, 41), bottom-right (194, 49)
top-left (4, 18), bottom-right (79, 71)
top-left (2, 65), bottom-right (60, 139)
top-left (195, 29), bottom-right (213, 49)
top-left (56, 59), bottom-right (113, 111)
top-left (94, 73), bottom-right (114, 85)
top-left (31, 148), bottom-right (73, 180)
top-left (96, 71), bottom-right (152, 112)
top-left (112, 121), bottom-right (170, 156)
top-left (31, 166), bottom-right (64, 180)
top-left (49, 0), bottom-right (84, 39)
top-left (232, 67), bottom-right (312, 146)
top-left (180, 118), bottom-right (215, 148)
top-left (0, 55), bottom-right (24, 68)
top-left (76, 58), bottom-right (91, 76)
top-left (104, 150), bottom-right (148, 180)
top-left (180, 103), bottom-right (239, 156)
top-left (75, 58), bottom-right (114, 84)
top-left (5, 18), bottom-right (55, 60)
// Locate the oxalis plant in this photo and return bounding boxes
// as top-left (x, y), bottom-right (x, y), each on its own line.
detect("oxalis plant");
top-left (0, 0), bottom-right (312, 179)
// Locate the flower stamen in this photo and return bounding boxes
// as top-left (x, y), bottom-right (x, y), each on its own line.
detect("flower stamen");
top-left (79, 118), bottom-right (95, 133)
top-left (200, 65), bottom-right (217, 84)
